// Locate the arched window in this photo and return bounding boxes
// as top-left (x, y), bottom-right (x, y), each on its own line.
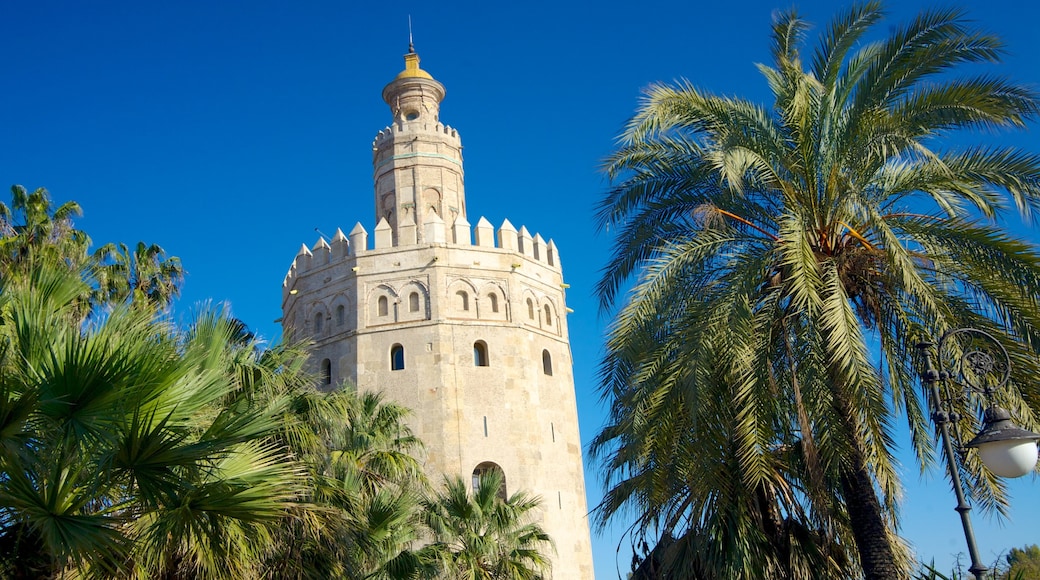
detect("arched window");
top-left (542, 350), bottom-right (553, 376)
top-left (390, 344), bottom-right (405, 371)
top-left (544, 304), bottom-right (552, 326)
top-left (424, 188), bottom-right (441, 216)
top-left (527, 298), bottom-right (534, 320)
top-left (409, 292), bottom-right (420, 312)
top-left (320, 358), bottom-right (332, 385)
top-left (488, 293), bottom-right (499, 313)
top-left (472, 461), bottom-right (507, 501)
top-left (457, 290), bottom-right (469, 311)
top-left (382, 193), bottom-right (396, 227)
top-left (378, 296), bottom-right (389, 317)
top-left (314, 312), bottom-right (323, 333)
top-left (336, 305), bottom-right (345, 326)
top-left (474, 341), bottom-right (489, 367)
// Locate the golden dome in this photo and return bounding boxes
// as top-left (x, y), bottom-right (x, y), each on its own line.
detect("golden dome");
top-left (394, 50), bottom-right (433, 80)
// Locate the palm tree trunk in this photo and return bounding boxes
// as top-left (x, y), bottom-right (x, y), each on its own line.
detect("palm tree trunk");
top-left (833, 391), bottom-right (902, 580)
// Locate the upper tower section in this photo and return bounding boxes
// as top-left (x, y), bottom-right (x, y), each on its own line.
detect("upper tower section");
top-left (373, 46), bottom-right (465, 246)
top-left (382, 44), bottom-right (445, 124)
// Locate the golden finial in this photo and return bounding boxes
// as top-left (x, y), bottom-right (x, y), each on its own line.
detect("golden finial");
top-left (393, 17), bottom-right (433, 81)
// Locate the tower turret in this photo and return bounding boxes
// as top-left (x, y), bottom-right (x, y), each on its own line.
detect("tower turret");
top-left (382, 45), bottom-right (445, 124)
top-left (373, 47), bottom-right (465, 244)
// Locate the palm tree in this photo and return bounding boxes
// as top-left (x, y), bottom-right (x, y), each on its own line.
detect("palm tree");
top-left (265, 388), bottom-right (431, 580)
top-left (1, 186), bottom-right (184, 315)
top-left (0, 185), bottom-right (89, 273)
top-left (0, 264), bottom-right (303, 578)
top-left (595, 3), bottom-right (1040, 579)
top-left (422, 470), bottom-right (553, 580)
top-left (93, 241), bottom-right (184, 308)
top-left (594, 320), bottom-right (853, 579)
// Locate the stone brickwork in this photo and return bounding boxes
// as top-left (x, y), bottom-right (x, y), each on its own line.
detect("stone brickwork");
top-left (281, 47), bottom-right (595, 579)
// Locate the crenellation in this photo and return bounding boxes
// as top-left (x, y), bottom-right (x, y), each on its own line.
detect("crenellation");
top-left (399, 213), bottom-right (418, 246)
top-left (474, 217), bottom-right (495, 247)
top-left (290, 217), bottom-right (563, 281)
top-left (311, 237), bottom-right (330, 266)
top-left (331, 228), bottom-right (349, 259)
top-left (374, 218), bottom-right (393, 249)
top-left (282, 269), bottom-right (295, 299)
top-left (518, 226), bottom-right (534, 258)
top-left (425, 209), bottom-right (446, 243)
top-left (533, 234), bottom-right (546, 262)
top-left (498, 219), bottom-right (518, 252)
top-left (349, 223), bottom-right (368, 255)
top-left (452, 215), bottom-right (472, 245)
top-left (295, 243), bottom-right (312, 272)
top-left (547, 239), bottom-right (559, 268)
top-left (373, 123), bottom-right (462, 149)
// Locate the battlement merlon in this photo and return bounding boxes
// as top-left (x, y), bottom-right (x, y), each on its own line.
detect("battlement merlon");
top-left (372, 123), bottom-right (461, 150)
top-left (282, 216), bottom-right (564, 300)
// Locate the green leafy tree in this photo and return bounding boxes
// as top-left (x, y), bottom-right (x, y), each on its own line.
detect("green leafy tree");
top-left (0, 264), bottom-right (303, 579)
top-left (422, 471), bottom-right (554, 580)
top-left (595, 3), bottom-right (1040, 579)
top-left (0, 185), bottom-right (89, 273)
top-left (1003, 545), bottom-right (1040, 580)
top-left (1, 185), bottom-right (184, 312)
top-left (265, 388), bottom-right (432, 580)
top-left (94, 241), bottom-right (184, 308)
top-left (597, 337), bottom-right (853, 580)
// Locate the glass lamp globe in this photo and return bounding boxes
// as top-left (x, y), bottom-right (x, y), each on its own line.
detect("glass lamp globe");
top-left (976, 438), bottom-right (1039, 478)
top-left (966, 406), bottom-right (1040, 479)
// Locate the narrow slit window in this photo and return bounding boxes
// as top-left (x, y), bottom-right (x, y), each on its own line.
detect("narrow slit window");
top-left (378, 296), bottom-right (389, 317)
top-left (336, 305), bottom-right (345, 326)
top-left (457, 290), bottom-right (469, 311)
top-left (314, 312), bottom-right (323, 333)
top-left (542, 350), bottom-right (553, 376)
top-left (474, 341), bottom-right (489, 367)
top-left (390, 344), bottom-right (405, 371)
top-left (527, 298), bottom-right (534, 320)
top-left (321, 358), bottom-right (331, 385)
top-left (544, 304), bottom-right (552, 326)
top-left (409, 292), bottom-right (420, 312)
top-left (489, 293), bottom-right (499, 313)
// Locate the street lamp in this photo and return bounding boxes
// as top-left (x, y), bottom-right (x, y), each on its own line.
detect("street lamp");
top-left (918, 328), bottom-right (1040, 580)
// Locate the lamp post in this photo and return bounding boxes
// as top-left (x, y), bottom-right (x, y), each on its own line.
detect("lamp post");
top-left (918, 328), bottom-right (1040, 580)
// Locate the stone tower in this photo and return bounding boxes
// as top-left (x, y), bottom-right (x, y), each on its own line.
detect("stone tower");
top-left (281, 46), bottom-right (595, 579)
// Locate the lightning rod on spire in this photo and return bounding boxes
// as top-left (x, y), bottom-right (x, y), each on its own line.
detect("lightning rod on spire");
top-left (408, 15), bottom-right (414, 53)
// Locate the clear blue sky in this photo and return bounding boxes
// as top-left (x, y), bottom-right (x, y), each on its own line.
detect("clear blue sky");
top-left (3, 1), bottom-right (1038, 577)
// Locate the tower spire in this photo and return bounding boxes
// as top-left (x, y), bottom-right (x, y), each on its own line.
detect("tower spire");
top-left (408, 15), bottom-right (414, 53)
